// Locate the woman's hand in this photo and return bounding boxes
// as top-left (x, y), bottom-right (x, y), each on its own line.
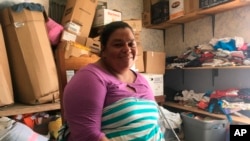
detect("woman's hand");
top-left (100, 136), bottom-right (110, 141)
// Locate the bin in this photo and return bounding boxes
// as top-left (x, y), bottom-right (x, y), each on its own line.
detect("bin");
top-left (181, 112), bottom-right (227, 141)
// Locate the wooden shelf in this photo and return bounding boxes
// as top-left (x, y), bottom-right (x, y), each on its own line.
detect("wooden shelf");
top-left (198, 0), bottom-right (250, 15)
top-left (163, 101), bottom-right (250, 124)
top-left (0, 102), bottom-right (60, 117)
top-left (166, 65), bottom-right (250, 70)
top-left (147, 0), bottom-right (250, 29)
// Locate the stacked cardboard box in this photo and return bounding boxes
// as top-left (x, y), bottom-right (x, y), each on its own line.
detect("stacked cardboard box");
top-left (92, 9), bottom-right (122, 27)
top-left (0, 6), bottom-right (59, 104)
top-left (0, 24), bottom-right (14, 107)
top-left (61, 0), bottom-right (98, 39)
top-left (142, 0), bottom-right (200, 25)
top-left (141, 51), bottom-right (165, 96)
top-left (169, 0), bottom-right (199, 20)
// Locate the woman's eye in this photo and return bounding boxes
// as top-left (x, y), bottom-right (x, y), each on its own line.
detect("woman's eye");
top-left (113, 43), bottom-right (123, 47)
top-left (128, 42), bottom-right (136, 47)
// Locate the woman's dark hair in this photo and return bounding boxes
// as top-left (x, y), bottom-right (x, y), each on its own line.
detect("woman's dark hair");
top-left (100, 21), bottom-right (134, 51)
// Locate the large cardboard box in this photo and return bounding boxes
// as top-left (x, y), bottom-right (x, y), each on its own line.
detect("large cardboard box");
top-left (169, 0), bottom-right (199, 20)
top-left (61, 0), bottom-right (98, 37)
top-left (140, 73), bottom-right (164, 96)
top-left (123, 19), bottom-right (142, 32)
top-left (0, 7), bottom-right (59, 104)
top-left (143, 51), bottom-right (166, 74)
top-left (93, 9), bottom-right (122, 27)
top-left (0, 24), bottom-right (14, 107)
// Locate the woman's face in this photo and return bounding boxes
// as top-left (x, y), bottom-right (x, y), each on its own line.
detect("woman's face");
top-left (101, 27), bottom-right (137, 72)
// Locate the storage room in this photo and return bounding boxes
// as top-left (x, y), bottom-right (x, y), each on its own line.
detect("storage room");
top-left (0, 0), bottom-right (250, 141)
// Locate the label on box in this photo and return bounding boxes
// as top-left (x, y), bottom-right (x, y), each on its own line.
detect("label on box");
top-left (61, 30), bottom-right (77, 42)
top-left (64, 22), bottom-right (81, 34)
top-left (169, 0), bottom-right (184, 20)
top-left (93, 9), bottom-right (122, 27)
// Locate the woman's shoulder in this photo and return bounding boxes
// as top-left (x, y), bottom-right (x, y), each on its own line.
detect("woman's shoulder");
top-left (78, 63), bottom-right (110, 78)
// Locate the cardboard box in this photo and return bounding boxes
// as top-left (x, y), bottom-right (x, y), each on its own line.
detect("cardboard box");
top-left (85, 37), bottom-right (101, 55)
top-left (0, 24), bottom-right (14, 107)
top-left (58, 40), bottom-right (100, 65)
top-left (151, 1), bottom-right (169, 24)
top-left (169, 0), bottom-right (199, 20)
top-left (60, 30), bottom-right (87, 45)
top-left (0, 8), bottom-right (59, 104)
top-left (64, 41), bottom-right (91, 59)
top-left (61, 0), bottom-right (98, 37)
top-left (123, 19), bottom-right (142, 32)
top-left (143, 0), bottom-right (151, 12)
top-left (140, 73), bottom-right (164, 96)
top-left (142, 11), bottom-right (152, 27)
top-left (135, 44), bottom-right (145, 72)
top-left (143, 51), bottom-right (166, 74)
top-left (93, 9), bottom-right (122, 27)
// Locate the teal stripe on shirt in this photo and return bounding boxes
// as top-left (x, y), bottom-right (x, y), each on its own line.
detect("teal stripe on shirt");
top-left (102, 108), bottom-right (157, 126)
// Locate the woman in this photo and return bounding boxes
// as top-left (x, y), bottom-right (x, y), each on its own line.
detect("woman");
top-left (62, 21), bottom-right (164, 141)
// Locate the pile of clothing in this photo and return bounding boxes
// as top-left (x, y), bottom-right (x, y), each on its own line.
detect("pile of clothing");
top-left (167, 37), bottom-right (250, 68)
top-left (172, 88), bottom-right (250, 122)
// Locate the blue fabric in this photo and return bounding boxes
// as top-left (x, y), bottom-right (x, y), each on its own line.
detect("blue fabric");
top-left (11, 2), bottom-right (44, 12)
top-left (214, 39), bottom-right (237, 51)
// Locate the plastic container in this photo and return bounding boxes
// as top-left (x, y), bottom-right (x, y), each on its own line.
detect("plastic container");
top-left (181, 112), bottom-right (227, 141)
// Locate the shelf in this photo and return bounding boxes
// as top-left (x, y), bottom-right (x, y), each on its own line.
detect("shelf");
top-left (163, 101), bottom-right (250, 124)
top-left (149, 11), bottom-right (205, 29)
top-left (198, 0), bottom-right (250, 15)
top-left (166, 65), bottom-right (250, 70)
top-left (0, 102), bottom-right (60, 117)
top-left (147, 0), bottom-right (250, 29)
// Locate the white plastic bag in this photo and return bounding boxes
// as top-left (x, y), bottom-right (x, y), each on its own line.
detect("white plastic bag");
top-left (0, 117), bottom-right (48, 141)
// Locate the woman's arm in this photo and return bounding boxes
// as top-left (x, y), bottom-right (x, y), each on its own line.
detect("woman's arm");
top-left (63, 69), bottom-right (107, 141)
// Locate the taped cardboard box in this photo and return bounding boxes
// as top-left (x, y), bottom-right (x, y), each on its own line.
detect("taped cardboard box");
top-left (93, 9), bottom-right (122, 27)
top-left (85, 37), bottom-right (101, 55)
top-left (123, 19), bottom-right (142, 32)
top-left (169, 0), bottom-right (199, 20)
top-left (64, 41), bottom-right (91, 59)
top-left (0, 7), bottom-right (59, 104)
top-left (0, 24), bottom-right (14, 107)
top-left (143, 51), bottom-right (166, 74)
top-left (61, 0), bottom-right (98, 38)
top-left (58, 41), bottom-right (100, 67)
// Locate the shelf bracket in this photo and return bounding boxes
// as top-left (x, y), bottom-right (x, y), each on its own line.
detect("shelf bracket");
top-left (181, 23), bottom-right (185, 42)
top-left (212, 69), bottom-right (218, 86)
top-left (211, 14), bottom-right (215, 37)
top-left (182, 69), bottom-right (185, 84)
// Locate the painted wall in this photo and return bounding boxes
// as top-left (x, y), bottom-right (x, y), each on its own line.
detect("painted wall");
top-left (108, 0), bottom-right (165, 52)
top-left (165, 6), bottom-right (250, 56)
